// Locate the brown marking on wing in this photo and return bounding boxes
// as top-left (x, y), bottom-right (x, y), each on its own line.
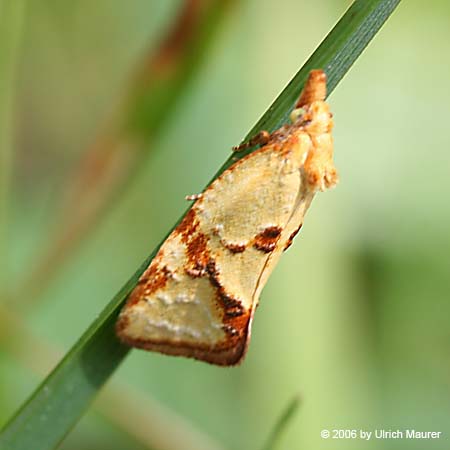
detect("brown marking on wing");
top-left (117, 260), bottom-right (250, 365)
top-left (220, 294), bottom-right (245, 318)
top-left (184, 232), bottom-right (210, 275)
top-left (284, 223), bottom-right (303, 251)
top-left (205, 259), bottom-right (251, 357)
top-left (175, 208), bottom-right (212, 277)
top-left (205, 259), bottom-right (251, 361)
top-left (116, 333), bottom-right (249, 366)
top-left (117, 256), bottom-right (250, 366)
top-left (206, 260), bottom-right (245, 318)
top-left (222, 241), bottom-right (246, 253)
top-left (253, 226), bottom-right (282, 253)
top-left (126, 262), bottom-right (172, 307)
top-left (186, 232), bottom-right (209, 260)
top-left (222, 324), bottom-right (239, 336)
top-left (185, 266), bottom-right (206, 277)
top-left (176, 208), bottom-right (199, 239)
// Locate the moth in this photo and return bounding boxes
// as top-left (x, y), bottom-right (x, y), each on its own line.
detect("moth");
top-left (116, 69), bottom-right (338, 366)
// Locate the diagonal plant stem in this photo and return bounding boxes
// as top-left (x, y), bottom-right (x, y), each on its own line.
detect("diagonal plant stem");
top-left (0, 1), bottom-right (402, 449)
top-left (16, 0), bottom-right (237, 304)
top-left (0, 0), bottom-right (25, 294)
top-left (260, 396), bottom-right (301, 450)
top-left (0, 304), bottom-right (226, 450)
top-left (226, 0), bottom-right (401, 166)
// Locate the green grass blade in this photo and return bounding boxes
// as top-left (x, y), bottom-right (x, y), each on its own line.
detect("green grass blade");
top-left (245, 0), bottom-right (402, 141)
top-left (0, 257), bottom-right (148, 450)
top-left (0, 1), bottom-right (401, 449)
top-left (0, 0), bottom-right (25, 292)
top-left (260, 396), bottom-right (300, 450)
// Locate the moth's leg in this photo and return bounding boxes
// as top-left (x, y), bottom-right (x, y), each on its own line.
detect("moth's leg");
top-left (303, 133), bottom-right (338, 191)
top-left (232, 130), bottom-right (270, 152)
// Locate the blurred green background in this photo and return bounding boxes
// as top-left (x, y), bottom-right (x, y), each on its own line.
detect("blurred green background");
top-left (1, 0), bottom-right (450, 449)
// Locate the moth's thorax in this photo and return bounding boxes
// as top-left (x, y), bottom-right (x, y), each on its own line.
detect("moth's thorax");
top-left (272, 101), bottom-right (331, 144)
top-left (298, 101), bottom-right (333, 135)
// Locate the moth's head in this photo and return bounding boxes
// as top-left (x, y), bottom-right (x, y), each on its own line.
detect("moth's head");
top-left (289, 69), bottom-right (333, 134)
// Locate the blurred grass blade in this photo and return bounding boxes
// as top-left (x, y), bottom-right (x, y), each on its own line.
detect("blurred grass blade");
top-left (19, 0), bottom-right (237, 302)
top-left (96, 381), bottom-right (227, 450)
top-left (0, 0), bottom-right (25, 292)
top-left (260, 396), bottom-right (300, 450)
top-left (0, 1), bottom-right (401, 449)
top-left (0, 303), bottom-right (226, 450)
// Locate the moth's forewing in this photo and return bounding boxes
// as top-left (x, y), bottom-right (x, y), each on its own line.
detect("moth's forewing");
top-left (116, 135), bottom-right (310, 365)
top-left (116, 69), bottom-right (337, 366)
